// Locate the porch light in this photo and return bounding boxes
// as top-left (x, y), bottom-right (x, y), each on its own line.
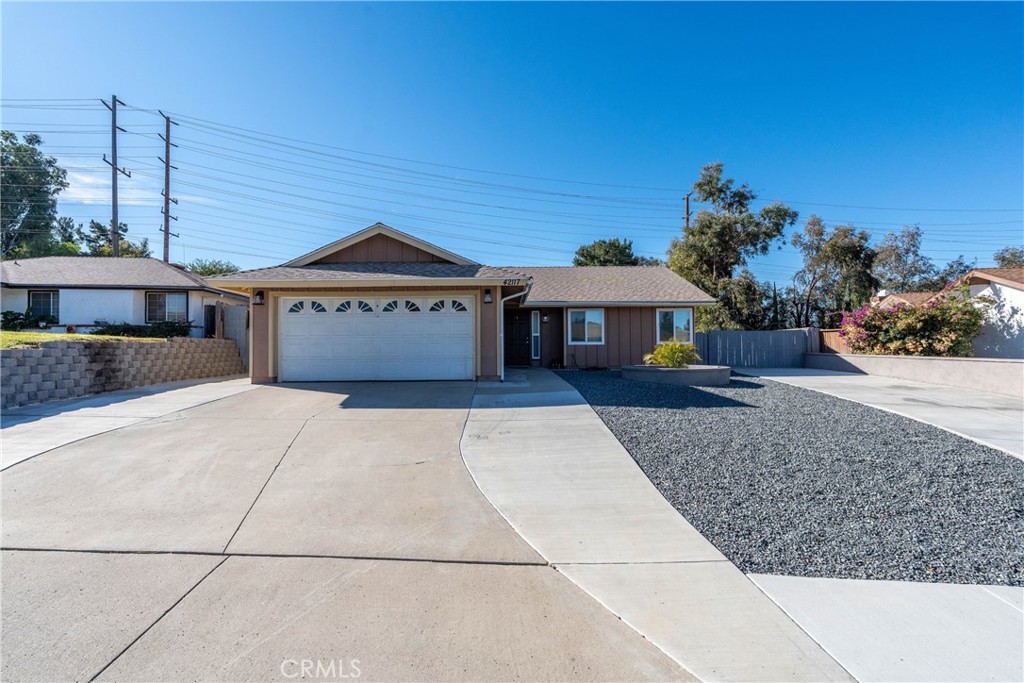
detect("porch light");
top-left (483, 289), bottom-right (493, 304)
top-left (542, 314), bottom-right (550, 323)
top-left (253, 290), bottom-right (265, 305)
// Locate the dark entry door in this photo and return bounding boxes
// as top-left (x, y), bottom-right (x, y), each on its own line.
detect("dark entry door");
top-left (505, 310), bottom-right (532, 366)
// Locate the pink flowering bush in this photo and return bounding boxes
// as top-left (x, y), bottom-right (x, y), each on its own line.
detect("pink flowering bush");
top-left (839, 285), bottom-right (989, 357)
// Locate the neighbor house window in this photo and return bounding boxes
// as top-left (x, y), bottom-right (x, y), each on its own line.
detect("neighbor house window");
top-left (28, 290), bottom-right (59, 321)
top-left (657, 308), bottom-right (693, 344)
top-left (531, 310), bottom-right (541, 360)
top-left (146, 291), bottom-right (188, 323)
top-left (568, 309), bottom-right (604, 345)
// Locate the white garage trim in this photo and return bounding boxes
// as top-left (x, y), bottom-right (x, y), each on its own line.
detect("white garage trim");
top-left (274, 291), bottom-right (479, 381)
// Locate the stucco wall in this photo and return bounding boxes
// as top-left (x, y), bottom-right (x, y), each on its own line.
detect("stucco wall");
top-left (804, 352), bottom-right (1023, 398)
top-left (970, 282), bottom-right (1024, 359)
top-left (1, 288), bottom-right (28, 314)
top-left (1, 338), bottom-right (244, 409)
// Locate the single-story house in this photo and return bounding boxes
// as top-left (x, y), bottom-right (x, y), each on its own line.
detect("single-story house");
top-left (210, 223), bottom-right (716, 382)
top-left (959, 267), bottom-right (1024, 359)
top-left (0, 256), bottom-right (247, 338)
top-left (873, 291), bottom-right (940, 310)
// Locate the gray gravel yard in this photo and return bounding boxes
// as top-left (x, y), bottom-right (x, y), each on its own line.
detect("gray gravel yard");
top-left (557, 370), bottom-right (1024, 586)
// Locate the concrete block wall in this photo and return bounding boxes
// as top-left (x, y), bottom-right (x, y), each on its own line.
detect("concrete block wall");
top-left (1, 338), bottom-right (244, 409)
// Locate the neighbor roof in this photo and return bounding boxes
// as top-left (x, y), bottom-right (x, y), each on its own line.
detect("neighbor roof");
top-left (0, 256), bottom-right (241, 296)
top-left (511, 266), bottom-right (715, 305)
top-left (965, 267), bottom-right (1024, 290)
top-left (880, 291), bottom-right (940, 307)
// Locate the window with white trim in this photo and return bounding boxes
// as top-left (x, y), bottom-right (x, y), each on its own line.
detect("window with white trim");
top-left (28, 290), bottom-right (59, 321)
top-left (146, 291), bottom-right (188, 323)
top-left (656, 308), bottom-right (693, 344)
top-left (530, 310), bottom-right (541, 360)
top-left (568, 309), bottom-right (604, 345)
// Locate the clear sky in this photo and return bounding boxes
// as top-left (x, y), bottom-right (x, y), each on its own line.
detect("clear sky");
top-left (2, 1), bottom-right (1022, 283)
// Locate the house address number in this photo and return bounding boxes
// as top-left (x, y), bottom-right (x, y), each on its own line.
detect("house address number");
top-left (502, 279), bottom-right (523, 286)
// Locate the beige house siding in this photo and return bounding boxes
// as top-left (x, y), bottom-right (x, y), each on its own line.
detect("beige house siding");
top-left (310, 234), bottom-right (450, 264)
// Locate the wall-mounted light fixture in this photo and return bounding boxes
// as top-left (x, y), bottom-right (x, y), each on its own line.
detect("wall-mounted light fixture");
top-left (483, 289), bottom-right (493, 304)
top-left (542, 313), bottom-right (550, 323)
top-left (253, 290), bottom-right (265, 305)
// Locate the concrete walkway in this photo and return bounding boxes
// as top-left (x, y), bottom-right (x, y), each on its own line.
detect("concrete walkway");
top-left (2, 379), bottom-right (688, 682)
top-left (462, 369), bottom-right (852, 682)
top-left (738, 367), bottom-right (1024, 458)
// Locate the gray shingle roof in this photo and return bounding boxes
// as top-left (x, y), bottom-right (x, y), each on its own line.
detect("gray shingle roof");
top-left (210, 262), bottom-right (526, 282)
top-left (512, 266), bottom-right (715, 305)
top-left (0, 256), bottom-right (233, 294)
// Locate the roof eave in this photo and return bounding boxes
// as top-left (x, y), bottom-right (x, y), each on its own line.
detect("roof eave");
top-left (522, 300), bottom-right (718, 307)
top-left (207, 277), bottom-right (516, 289)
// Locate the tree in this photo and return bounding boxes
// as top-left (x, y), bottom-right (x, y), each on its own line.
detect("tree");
top-left (187, 258), bottom-right (239, 276)
top-left (994, 246), bottom-right (1024, 268)
top-left (790, 215), bottom-right (876, 327)
top-left (918, 255), bottom-right (975, 292)
top-left (1, 132), bottom-right (68, 255)
top-left (574, 238), bottom-right (643, 266)
top-left (668, 162), bottom-right (798, 329)
top-left (79, 220), bottom-right (151, 258)
top-left (872, 225), bottom-right (936, 292)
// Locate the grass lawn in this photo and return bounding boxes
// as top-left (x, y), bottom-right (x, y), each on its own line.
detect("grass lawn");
top-left (0, 331), bottom-right (169, 349)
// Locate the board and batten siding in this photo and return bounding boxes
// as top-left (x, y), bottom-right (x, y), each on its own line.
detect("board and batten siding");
top-left (311, 234), bottom-right (449, 264)
top-left (563, 307), bottom-right (660, 369)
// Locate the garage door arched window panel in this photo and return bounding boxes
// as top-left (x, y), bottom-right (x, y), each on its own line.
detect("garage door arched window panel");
top-left (335, 300), bottom-right (352, 313)
top-left (429, 300), bottom-right (446, 312)
top-left (287, 301), bottom-right (305, 314)
top-left (405, 300), bottom-right (421, 312)
top-left (357, 301), bottom-right (374, 313)
top-left (382, 299), bottom-right (399, 313)
top-left (450, 300), bottom-right (468, 313)
top-left (310, 301), bottom-right (327, 313)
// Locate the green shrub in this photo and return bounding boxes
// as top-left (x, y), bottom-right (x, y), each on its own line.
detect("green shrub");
top-left (643, 342), bottom-right (702, 368)
top-left (91, 321), bottom-right (192, 338)
top-left (839, 285), bottom-right (989, 357)
top-left (1, 311), bottom-right (27, 331)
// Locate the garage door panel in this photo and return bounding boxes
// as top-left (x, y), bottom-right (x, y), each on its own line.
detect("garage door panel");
top-left (279, 295), bottom-right (475, 381)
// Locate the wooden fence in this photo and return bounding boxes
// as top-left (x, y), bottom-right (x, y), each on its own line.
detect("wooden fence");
top-left (818, 328), bottom-right (852, 354)
top-left (694, 328), bottom-right (817, 368)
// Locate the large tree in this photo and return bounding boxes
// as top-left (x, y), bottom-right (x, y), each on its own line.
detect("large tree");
top-left (790, 215), bottom-right (876, 327)
top-left (187, 258), bottom-right (239, 275)
top-left (79, 219), bottom-right (151, 258)
top-left (1, 131), bottom-right (68, 255)
top-left (918, 255), bottom-right (975, 291)
top-left (573, 237), bottom-right (660, 266)
top-left (994, 246), bottom-right (1024, 268)
top-left (668, 162), bottom-right (798, 328)
top-left (872, 225), bottom-right (936, 292)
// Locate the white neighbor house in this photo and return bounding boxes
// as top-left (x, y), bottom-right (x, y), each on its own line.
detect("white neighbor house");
top-left (964, 267), bottom-right (1024, 359)
top-left (0, 257), bottom-right (246, 337)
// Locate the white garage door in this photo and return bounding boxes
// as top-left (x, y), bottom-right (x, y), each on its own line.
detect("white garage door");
top-left (278, 295), bottom-right (475, 381)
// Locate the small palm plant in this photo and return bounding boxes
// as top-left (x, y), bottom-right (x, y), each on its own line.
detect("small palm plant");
top-left (643, 342), bottom-right (701, 368)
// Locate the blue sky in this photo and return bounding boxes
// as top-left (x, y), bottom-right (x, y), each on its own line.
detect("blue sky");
top-left (2, 1), bottom-right (1021, 283)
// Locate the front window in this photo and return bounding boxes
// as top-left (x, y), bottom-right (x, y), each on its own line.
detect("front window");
top-left (657, 308), bottom-right (693, 344)
top-left (568, 309), bottom-right (604, 345)
top-left (28, 290), bottom-right (59, 321)
top-left (531, 310), bottom-right (541, 359)
top-left (147, 292), bottom-right (188, 323)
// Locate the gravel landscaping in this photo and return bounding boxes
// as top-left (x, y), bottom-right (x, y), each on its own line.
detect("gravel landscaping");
top-left (557, 370), bottom-right (1024, 586)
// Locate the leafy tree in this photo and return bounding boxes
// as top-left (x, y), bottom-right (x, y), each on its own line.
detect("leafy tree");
top-left (79, 219), bottom-right (151, 258)
top-left (574, 238), bottom-right (644, 266)
top-left (790, 215), bottom-right (876, 327)
top-left (993, 246), bottom-right (1024, 268)
top-left (918, 255), bottom-right (976, 291)
top-left (872, 225), bottom-right (936, 292)
top-left (1, 132), bottom-right (68, 255)
top-left (186, 258), bottom-right (239, 276)
top-left (668, 162), bottom-right (798, 329)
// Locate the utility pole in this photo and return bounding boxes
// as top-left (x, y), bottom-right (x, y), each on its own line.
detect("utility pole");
top-left (684, 192), bottom-right (693, 231)
top-left (101, 95), bottom-right (130, 257)
top-left (157, 111), bottom-right (179, 263)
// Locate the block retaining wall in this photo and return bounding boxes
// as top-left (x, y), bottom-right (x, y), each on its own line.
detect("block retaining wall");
top-left (1, 338), bottom-right (244, 409)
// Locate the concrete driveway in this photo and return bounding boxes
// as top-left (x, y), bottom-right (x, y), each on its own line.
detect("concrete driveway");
top-left (1, 380), bottom-right (688, 682)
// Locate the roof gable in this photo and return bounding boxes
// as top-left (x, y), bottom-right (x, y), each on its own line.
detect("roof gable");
top-left (284, 223), bottom-right (477, 267)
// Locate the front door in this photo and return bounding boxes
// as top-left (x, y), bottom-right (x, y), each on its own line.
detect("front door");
top-left (504, 310), bottom-right (532, 367)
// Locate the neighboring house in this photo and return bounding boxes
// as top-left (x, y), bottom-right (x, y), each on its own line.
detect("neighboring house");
top-left (873, 291), bottom-right (940, 310)
top-left (210, 223), bottom-right (716, 382)
top-left (959, 267), bottom-right (1024, 359)
top-left (0, 256), bottom-right (247, 338)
